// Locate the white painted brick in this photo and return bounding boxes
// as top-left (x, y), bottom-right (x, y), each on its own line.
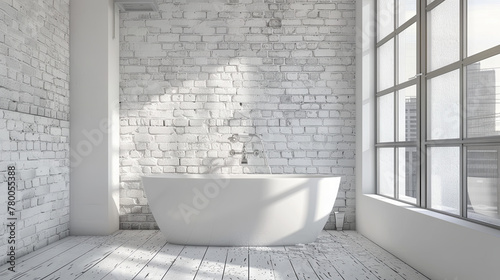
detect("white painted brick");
top-left (149, 127), bottom-right (175, 135)
top-left (124, 65), bottom-right (146, 73)
top-left (138, 158), bottom-right (157, 166)
top-left (158, 158), bottom-right (180, 166)
top-left (285, 88), bottom-right (308, 95)
top-left (134, 134), bottom-right (153, 143)
top-left (0, 0), bottom-right (71, 251)
top-left (316, 4), bottom-right (337, 10)
top-left (158, 34), bottom-right (180, 42)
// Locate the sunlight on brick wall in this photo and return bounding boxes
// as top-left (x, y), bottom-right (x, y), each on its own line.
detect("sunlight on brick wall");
top-left (119, 0), bottom-right (356, 230)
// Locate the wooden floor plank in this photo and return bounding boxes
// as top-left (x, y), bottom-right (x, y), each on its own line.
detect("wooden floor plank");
top-left (0, 236), bottom-right (92, 279)
top-left (327, 231), bottom-right (406, 280)
top-left (317, 231), bottom-right (373, 280)
top-left (307, 258), bottom-right (343, 280)
top-left (162, 246), bottom-right (207, 280)
top-left (319, 236), bottom-right (379, 280)
top-left (42, 231), bottom-right (138, 280)
top-left (4, 236), bottom-right (77, 264)
top-left (133, 242), bottom-right (184, 280)
top-left (102, 231), bottom-right (167, 280)
top-left (10, 235), bottom-right (111, 280)
top-left (302, 234), bottom-right (343, 280)
top-left (248, 247), bottom-right (274, 280)
top-left (340, 231), bottom-right (429, 280)
top-left (267, 247), bottom-right (297, 280)
top-left (194, 246), bottom-right (228, 280)
top-left (78, 230), bottom-right (156, 279)
top-left (285, 245), bottom-right (319, 280)
top-left (222, 247), bottom-right (248, 280)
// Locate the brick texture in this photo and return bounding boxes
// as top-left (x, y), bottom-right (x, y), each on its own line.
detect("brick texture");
top-left (119, 0), bottom-right (356, 230)
top-left (0, 0), bottom-right (70, 265)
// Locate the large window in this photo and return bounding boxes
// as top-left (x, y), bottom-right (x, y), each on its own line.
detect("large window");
top-left (376, 0), bottom-right (500, 229)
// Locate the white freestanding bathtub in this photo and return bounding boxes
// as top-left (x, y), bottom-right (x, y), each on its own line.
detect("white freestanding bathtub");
top-left (142, 174), bottom-right (341, 246)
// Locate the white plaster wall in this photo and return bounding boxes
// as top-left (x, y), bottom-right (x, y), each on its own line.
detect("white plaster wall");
top-left (356, 1), bottom-right (500, 279)
top-left (69, 0), bottom-right (119, 235)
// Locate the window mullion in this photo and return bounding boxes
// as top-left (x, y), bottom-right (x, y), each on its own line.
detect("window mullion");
top-left (419, 0), bottom-right (427, 209)
top-left (460, 0), bottom-right (467, 219)
top-left (462, 146), bottom-right (467, 218)
top-left (395, 147), bottom-right (399, 199)
top-left (394, 0), bottom-right (398, 198)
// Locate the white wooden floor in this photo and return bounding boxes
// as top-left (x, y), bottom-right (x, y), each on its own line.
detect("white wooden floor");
top-left (0, 230), bottom-right (429, 280)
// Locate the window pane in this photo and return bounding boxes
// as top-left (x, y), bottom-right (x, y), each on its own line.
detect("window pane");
top-left (398, 147), bottom-right (418, 204)
top-left (427, 0), bottom-right (460, 71)
top-left (378, 93), bottom-right (395, 143)
top-left (468, 1), bottom-right (500, 56)
top-left (378, 39), bottom-right (395, 92)
top-left (398, 23), bottom-right (417, 84)
top-left (428, 147), bottom-right (461, 215)
top-left (378, 0), bottom-right (395, 41)
top-left (466, 54), bottom-right (500, 138)
top-left (398, 0), bottom-right (416, 27)
top-left (427, 70), bottom-right (460, 140)
top-left (379, 148), bottom-right (395, 197)
top-left (467, 146), bottom-right (500, 227)
top-left (397, 85), bottom-right (417, 141)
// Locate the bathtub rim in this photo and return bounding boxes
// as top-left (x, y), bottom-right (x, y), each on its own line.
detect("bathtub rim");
top-left (141, 174), bottom-right (340, 179)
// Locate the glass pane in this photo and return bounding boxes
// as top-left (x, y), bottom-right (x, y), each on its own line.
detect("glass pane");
top-left (466, 54), bottom-right (500, 138)
top-left (467, 146), bottom-right (500, 227)
top-left (378, 0), bottom-right (395, 41)
top-left (398, 147), bottom-right (418, 204)
top-left (379, 148), bottom-right (395, 197)
top-left (378, 93), bottom-right (395, 143)
top-left (428, 147), bottom-right (461, 215)
top-left (427, 0), bottom-right (435, 5)
top-left (397, 85), bottom-right (417, 141)
top-left (398, 23), bottom-right (417, 84)
top-left (468, 1), bottom-right (500, 56)
top-left (427, 0), bottom-right (460, 71)
top-left (398, 0), bottom-right (416, 26)
top-left (427, 70), bottom-right (460, 140)
top-left (377, 39), bottom-right (395, 91)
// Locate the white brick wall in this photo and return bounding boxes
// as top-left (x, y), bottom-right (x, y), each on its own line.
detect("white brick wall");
top-left (0, 0), bottom-right (70, 265)
top-left (119, 0), bottom-right (356, 230)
